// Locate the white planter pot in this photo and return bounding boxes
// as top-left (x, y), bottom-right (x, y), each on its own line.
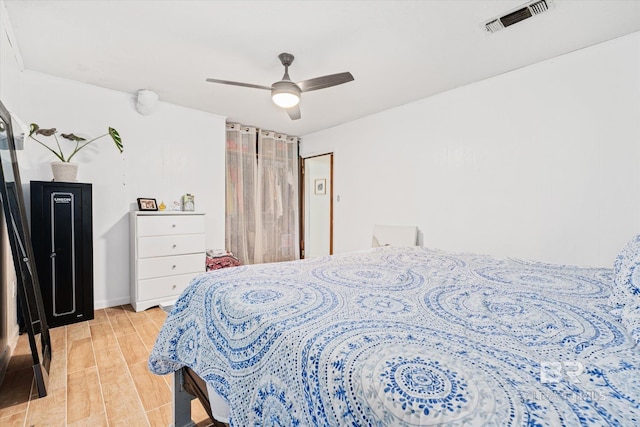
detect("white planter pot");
top-left (50, 161), bottom-right (78, 182)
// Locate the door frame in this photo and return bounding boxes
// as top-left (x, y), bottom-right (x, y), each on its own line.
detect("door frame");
top-left (299, 153), bottom-right (333, 259)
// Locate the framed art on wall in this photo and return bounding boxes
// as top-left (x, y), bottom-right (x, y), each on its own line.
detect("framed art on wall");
top-left (314, 178), bottom-right (326, 195)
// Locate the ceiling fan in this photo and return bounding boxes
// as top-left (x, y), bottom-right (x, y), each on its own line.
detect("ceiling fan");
top-left (206, 53), bottom-right (354, 120)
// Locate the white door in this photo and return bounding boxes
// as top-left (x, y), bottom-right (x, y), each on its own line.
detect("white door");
top-left (303, 154), bottom-right (332, 258)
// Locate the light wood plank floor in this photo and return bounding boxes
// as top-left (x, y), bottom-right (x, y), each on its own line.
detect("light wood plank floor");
top-left (0, 305), bottom-right (212, 426)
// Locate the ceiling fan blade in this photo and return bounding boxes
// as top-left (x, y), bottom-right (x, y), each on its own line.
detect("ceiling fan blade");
top-left (205, 78), bottom-right (271, 91)
top-left (297, 72), bottom-right (354, 92)
top-left (286, 105), bottom-right (301, 120)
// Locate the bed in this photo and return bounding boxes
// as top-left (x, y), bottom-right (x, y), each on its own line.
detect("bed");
top-left (149, 243), bottom-right (640, 426)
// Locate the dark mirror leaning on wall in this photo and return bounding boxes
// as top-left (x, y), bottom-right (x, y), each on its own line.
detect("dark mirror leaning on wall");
top-left (0, 99), bottom-right (51, 397)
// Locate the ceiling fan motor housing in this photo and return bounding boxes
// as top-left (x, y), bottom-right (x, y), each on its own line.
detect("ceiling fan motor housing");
top-left (278, 53), bottom-right (295, 67)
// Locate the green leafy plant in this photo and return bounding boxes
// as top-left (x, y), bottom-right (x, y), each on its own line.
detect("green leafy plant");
top-left (28, 123), bottom-right (123, 162)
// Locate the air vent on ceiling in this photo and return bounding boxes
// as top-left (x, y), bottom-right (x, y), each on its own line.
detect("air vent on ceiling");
top-left (483, 0), bottom-right (554, 34)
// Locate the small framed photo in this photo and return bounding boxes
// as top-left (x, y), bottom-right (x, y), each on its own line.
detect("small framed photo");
top-left (137, 198), bottom-right (158, 211)
top-left (314, 178), bottom-right (326, 195)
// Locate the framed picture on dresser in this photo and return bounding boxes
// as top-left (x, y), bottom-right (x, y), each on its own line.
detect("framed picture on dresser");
top-left (137, 197), bottom-right (158, 211)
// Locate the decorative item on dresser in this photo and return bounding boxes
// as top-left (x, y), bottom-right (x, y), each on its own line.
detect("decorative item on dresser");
top-left (130, 211), bottom-right (206, 312)
top-left (30, 181), bottom-right (94, 328)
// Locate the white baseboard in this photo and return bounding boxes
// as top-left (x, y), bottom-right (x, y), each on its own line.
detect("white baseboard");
top-left (94, 296), bottom-right (131, 309)
top-left (7, 323), bottom-right (19, 355)
top-left (1, 324), bottom-right (19, 385)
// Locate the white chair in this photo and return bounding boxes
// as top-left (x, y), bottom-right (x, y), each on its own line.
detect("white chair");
top-left (372, 224), bottom-right (418, 247)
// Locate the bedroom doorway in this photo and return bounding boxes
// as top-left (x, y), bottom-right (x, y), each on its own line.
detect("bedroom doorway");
top-left (301, 153), bottom-right (333, 258)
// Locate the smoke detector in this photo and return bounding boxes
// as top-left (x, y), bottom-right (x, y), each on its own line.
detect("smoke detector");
top-left (484, 0), bottom-right (555, 34)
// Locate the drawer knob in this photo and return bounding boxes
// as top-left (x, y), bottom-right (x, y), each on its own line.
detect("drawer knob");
top-left (172, 244), bottom-right (177, 249)
top-left (172, 224), bottom-right (176, 228)
top-left (172, 265), bottom-right (177, 269)
top-left (172, 285), bottom-right (177, 290)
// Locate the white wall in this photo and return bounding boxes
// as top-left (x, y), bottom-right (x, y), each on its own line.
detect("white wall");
top-left (301, 32), bottom-right (640, 268)
top-left (0, 3), bottom-right (21, 107)
top-left (14, 71), bottom-right (226, 308)
top-left (2, 0), bottom-right (227, 311)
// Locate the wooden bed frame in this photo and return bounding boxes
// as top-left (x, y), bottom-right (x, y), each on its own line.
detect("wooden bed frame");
top-left (174, 367), bottom-right (228, 427)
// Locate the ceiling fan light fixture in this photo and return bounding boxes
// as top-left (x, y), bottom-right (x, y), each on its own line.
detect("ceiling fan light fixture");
top-left (271, 82), bottom-right (301, 108)
top-left (206, 52), bottom-right (354, 120)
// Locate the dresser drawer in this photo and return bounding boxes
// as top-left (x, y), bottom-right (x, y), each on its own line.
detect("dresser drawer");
top-left (137, 253), bottom-right (204, 280)
top-left (137, 272), bottom-right (200, 302)
top-left (138, 234), bottom-right (205, 258)
top-left (137, 215), bottom-right (205, 237)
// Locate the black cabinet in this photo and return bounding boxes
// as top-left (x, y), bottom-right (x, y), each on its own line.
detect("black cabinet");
top-left (30, 181), bottom-right (93, 327)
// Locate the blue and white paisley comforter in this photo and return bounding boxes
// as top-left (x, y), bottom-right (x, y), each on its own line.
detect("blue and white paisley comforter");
top-left (149, 246), bottom-right (640, 426)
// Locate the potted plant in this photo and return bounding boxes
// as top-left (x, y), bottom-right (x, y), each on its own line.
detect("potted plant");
top-left (28, 123), bottom-right (123, 182)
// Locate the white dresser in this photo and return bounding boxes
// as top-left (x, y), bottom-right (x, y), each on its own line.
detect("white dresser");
top-left (130, 211), bottom-right (206, 312)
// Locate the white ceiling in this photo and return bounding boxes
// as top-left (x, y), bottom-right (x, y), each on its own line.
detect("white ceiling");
top-left (4, 1), bottom-right (640, 136)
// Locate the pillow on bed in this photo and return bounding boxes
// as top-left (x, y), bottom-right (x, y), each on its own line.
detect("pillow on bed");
top-left (206, 252), bottom-right (241, 271)
top-left (609, 234), bottom-right (640, 307)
